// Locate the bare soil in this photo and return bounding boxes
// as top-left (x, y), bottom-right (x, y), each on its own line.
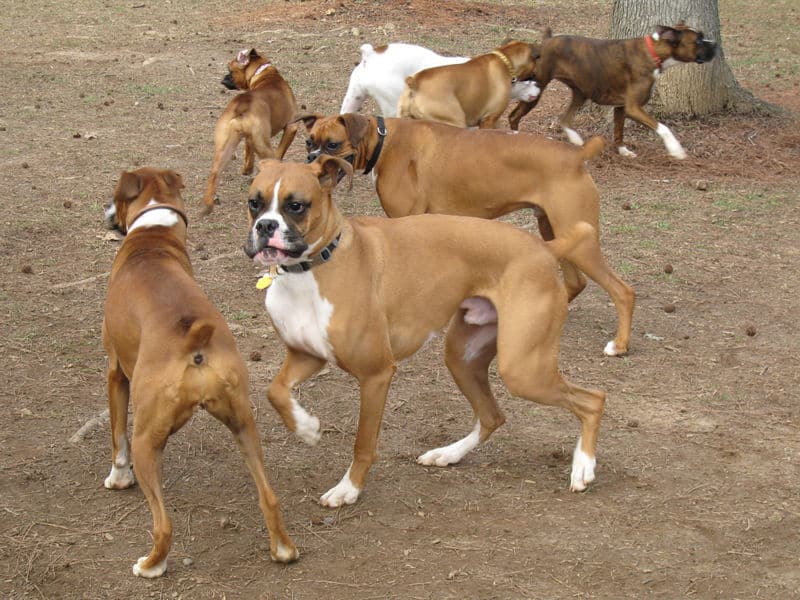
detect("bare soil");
top-left (1, 1), bottom-right (798, 598)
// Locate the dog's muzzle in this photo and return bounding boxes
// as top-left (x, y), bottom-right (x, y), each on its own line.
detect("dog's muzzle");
top-left (221, 72), bottom-right (237, 90)
top-left (696, 40), bottom-right (717, 63)
top-left (244, 218), bottom-right (308, 260)
top-left (306, 147), bottom-right (322, 163)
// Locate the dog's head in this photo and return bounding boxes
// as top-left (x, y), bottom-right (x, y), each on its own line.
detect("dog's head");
top-left (243, 156), bottom-right (353, 267)
top-left (222, 48), bottom-right (272, 90)
top-left (297, 113), bottom-right (370, 168)
top-left (655, 23), bottom-right (717, 64)
top-left (105, 168), bottom-right (185, 234)
top-left (496, 40), bottom-right (538, 81)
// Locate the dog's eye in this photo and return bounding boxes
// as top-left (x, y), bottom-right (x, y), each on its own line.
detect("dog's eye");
top-left (286, 201), bottom-right (307, 215)
top-left (325, 141), bottom-right (341, 151)
top-left (248, 196), bottom-right (262, 214)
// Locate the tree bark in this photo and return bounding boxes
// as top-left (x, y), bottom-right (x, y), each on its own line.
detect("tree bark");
top-left (611, 0), bottom-right (765, 115)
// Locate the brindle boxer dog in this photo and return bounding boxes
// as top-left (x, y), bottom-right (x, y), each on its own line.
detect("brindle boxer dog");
top-left (508, 23), bottom-right (717, 159)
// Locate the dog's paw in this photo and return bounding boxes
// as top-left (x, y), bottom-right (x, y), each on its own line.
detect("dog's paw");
top-left (603, 340), bottom-right (627, 357)
top-left (617, 146), bottom-right (637, 158)
top-left (271, 540), bottom-right (300, 563)
top-left (669, 147), bottom-right (688, 160)
top-left (319, 472), bottom-right (361, 507)
top-left (132, 556), bottom-right (167, 578)
top-left (292, 401), bottom-right (321, 445)
top-left (563, 127), bottom-right (585, 146)
top-left (104, 464), bottom-right (135, 490)
top-left (417, 447), bottom-right (460, 467)
top-left (569, 444), bottom-right (596, 492)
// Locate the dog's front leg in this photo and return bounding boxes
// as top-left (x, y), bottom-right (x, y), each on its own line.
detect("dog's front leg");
top-left (267, 348), bottom-right (327, 445)
top-left (320, 368), bottom-right (395, 507)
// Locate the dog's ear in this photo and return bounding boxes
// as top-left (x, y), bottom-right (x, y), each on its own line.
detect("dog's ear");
top-left (656, 25), bottom-right (680, 45)
top-left (337, 113), bottom-right (370, 146)
top-left (236, 49), bottom-right (251, 66)
top-left (529, 43), bottom-right (541, 60)
top-left (315, 155), bottom-right (353, 191)
top-left (114, 171), bottom-right (143, 205)
top-left (161, 169), bottom-right (185, 193)
top-left (292, 113), bottom-right (322, 132)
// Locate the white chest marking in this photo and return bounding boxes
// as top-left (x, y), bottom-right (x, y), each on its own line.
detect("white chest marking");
top-left (265, 271), bottom-right (334, 360)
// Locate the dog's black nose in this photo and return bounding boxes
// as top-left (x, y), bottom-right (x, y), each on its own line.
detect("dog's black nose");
top-left (221, 72), bottom-right (237, 90)
top-left (255, 219), bottom-right (279, 238)
top-left (306, 149), bottom-right (321, 163)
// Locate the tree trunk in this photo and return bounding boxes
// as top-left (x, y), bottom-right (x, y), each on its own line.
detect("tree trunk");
top-left (611, 0), bottom-right (764, 115)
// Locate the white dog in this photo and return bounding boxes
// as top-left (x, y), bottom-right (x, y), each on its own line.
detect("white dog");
top-left (341, 43), bottom-right (539, 117)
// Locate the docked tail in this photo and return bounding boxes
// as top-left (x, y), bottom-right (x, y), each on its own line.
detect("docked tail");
top-left (582, 136), bottom-right (605, 161)
top-left (546, 222), bottom-right (595, 260)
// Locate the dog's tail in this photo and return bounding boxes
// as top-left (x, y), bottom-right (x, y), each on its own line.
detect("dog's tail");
top-left (581, 136), bottom-right (605, 161)
top-left (545, 221), bottom-right (595, 260)
top-left (180, 316), bottom-right (216, 359)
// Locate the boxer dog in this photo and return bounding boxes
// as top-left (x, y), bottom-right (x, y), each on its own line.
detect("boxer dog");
top-left (397, 40), bottom-right (539, 128)
top-left (508, 23), bottom-right (718, 158)
top-left (341, 42), bottom-right (541, 117)
top-left (301, 113), bottom-right (634, 356)
top-left (242, 156), bottom-right (606, 508)
top-left (103, 167), bottom-right (298, 577)
top-left (202, 48), bottom-right (299, 214)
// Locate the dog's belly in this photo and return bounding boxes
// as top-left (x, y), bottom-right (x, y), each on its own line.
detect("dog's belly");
top-left (265, 272), bottom-right (334, 360)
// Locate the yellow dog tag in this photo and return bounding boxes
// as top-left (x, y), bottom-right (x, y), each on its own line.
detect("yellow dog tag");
top-left (256, 274), bottom-right (273, 290)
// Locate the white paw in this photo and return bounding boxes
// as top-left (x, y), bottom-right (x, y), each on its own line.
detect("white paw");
top-left (669, 146), bottom-right (687, 160)
top-left (570, 442), bottom-right (596, 492)
top-left (320, 469), bottom-right (361, 507)
top-left (617, 146), bottom-right (637, 158)
top-left (132, 556), bottom-right (167, 578)
top-left (104, 465), bottom-right (135, 490)
top-left (564, 127), bottom-right (584, 146)
top-left (417, 423), bottom-right (481, 466)
top-left (291, 399), bottom-right (321, 445)
top-left (603, 340), bottom-right (625, 357)
top-left (272, 541), bottom-right (299, 563)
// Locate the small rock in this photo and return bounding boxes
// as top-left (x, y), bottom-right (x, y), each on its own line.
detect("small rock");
top-left (104, 533), bottom-right (114, 541)
top-left (644, 332), bottom-right (664, 341)
top-left (182, 557), bottom-right (194, 567)
top-left (621, 201), bottom-right (631, 210)
top-left (663, 264), bottom-right (673, 274)
top-left (249, 351), bottom-right (262, 362)
top-left (73, 132), bottom-right (82, 139)
top-left (627, 419), bottom-right (639, 428)
top-left (20, 408), bottom-right (33, 417)
top-left (21, 162), bottom-right (29, 169)
top-left (325, 8), bottom-right (336, 15)
top-left (694, 179), bottom-right (709, 191)
top-left (157, 102), bottom-right (164, 110)
top-left (21, 265), bottom-right (33, 274)
top-left (63, 200), bottom-right (72, 209)
top-left (745, 325), bottom-right (757, 337)
top-left (351, 27), bottom-right (361, 37)
top-left (663, 303), bottom-right (676, 314)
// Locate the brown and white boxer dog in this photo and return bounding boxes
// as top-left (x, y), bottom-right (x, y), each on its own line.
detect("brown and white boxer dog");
top-left (202, 48), bottom-right (299, 214)
top-left (508, 23), bottom-right (717, 158)
top-left (242, 155), bottom-right (606, 508)
top-left (397, 40), bottom-right (539, 128)
top-left (301, 113), bottom-right (635, 356)
top-left (102, 167), bottom-right (298, 577)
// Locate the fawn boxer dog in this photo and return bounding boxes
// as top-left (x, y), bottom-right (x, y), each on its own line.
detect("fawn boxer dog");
top-left (242, 156), bottom-right (606, 508)
top-left (508, 23), bottom-right (717, 158)
top-left (341, 42), bottom-right (541, 117)
top-left (102, 167), bottom-right (298, 577)
top-left (202, 49), bottom-right (299, 214)
top-left (397, 40), bottom-right (539, 128)
top-left (301, 113), bottom-right (634, 356)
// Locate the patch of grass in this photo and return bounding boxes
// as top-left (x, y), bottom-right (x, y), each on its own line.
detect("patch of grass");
top-left (610, 223), bottom-right (639, 235)
top-left (653, 221), bottom-right (671, 231)
top-left (131, 83), bottom-right (184, 97)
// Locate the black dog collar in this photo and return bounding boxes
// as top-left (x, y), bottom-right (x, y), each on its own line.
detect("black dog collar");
top-left (363, 116), bottom-right (386, 175)
top-left (279, 233), bottom-right (341, 274)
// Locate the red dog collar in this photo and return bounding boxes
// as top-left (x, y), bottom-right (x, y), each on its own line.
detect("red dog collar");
top-left (645, 35), bottom-right (662, 71)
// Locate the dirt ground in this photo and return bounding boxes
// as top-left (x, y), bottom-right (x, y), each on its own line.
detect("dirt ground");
top-left (2, 1), bottom-right (799, 598)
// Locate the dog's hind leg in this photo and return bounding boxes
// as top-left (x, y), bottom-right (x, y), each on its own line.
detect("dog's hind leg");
top-left (202, 126), bottom-right (242, 214)
top-left (495, 303), bottom-right (605, 492)
top-left (242, 140), bottom-right (255, 175)
top-left (274, 121), bottom-right (299, 160)
top-left (537, 212), bottom-right (586, 301)
top-left (205, 381), bottom-right (298, 563)
top-left (104, 356), bottom-right (135, 490)
top-left (418, 304), bottom-right (505, 467)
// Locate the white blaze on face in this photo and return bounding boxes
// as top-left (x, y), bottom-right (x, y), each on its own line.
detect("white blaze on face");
top-left (251, 178), bottom-right (290, 248)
